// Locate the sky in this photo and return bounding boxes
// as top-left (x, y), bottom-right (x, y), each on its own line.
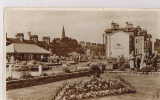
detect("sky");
top-left (4, 8), bottom-right (160, 43)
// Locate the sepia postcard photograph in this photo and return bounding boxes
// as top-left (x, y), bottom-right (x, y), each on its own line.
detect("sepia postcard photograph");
top-left (4, 8), bottom-right (160, 100)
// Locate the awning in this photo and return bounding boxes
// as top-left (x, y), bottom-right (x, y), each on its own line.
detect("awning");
top-left (6, 43), bottom-right (50, 54)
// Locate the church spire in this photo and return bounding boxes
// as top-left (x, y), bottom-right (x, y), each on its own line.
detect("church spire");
top-left (62, 26), bottom-right (65, 39)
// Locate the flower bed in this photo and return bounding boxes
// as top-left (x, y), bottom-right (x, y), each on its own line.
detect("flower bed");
top-left (53, 77), bottom-right (136, 100)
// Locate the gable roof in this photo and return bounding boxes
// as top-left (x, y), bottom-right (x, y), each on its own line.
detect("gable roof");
top-left (6, 43), bottom-right (50, 54)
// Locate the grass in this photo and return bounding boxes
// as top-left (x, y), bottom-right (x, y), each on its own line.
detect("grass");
top-left (7, 72), bottom-right (160, 100)
top-left (87, 73), bottom-right (160, 100)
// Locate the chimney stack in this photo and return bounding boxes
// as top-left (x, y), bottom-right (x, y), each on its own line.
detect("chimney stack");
top-left (16, 33), bottom-right (24, 42)
top-left (126, 22), bottom-right (133, 29)
top-left (43, 36), bottom-right (50, 44)
top-left (111, 21), bottom-right (119, 30)
top-left (30, 35), bottom-right (38, 43)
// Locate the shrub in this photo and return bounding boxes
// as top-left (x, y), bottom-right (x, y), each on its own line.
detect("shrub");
top-left (41, 73), bottom-right (48, 76)
top-left (21, 73), bottom-right (33, 79)
top-left (63, 67), bottom-right (71, 73)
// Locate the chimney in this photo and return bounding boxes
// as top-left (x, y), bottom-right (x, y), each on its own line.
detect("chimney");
top-left (31, 35), bottom-right (38, 43)
top-left (16, 33), bottom-right (24, 42)
top-left (136, 26), bottom-right (142, 35)
top-left (43, 36), bottom-right (50, 44)
top-left (126, 22), bottom-right (133, 29)
top-left (111, 21), bottom-right (119, 30)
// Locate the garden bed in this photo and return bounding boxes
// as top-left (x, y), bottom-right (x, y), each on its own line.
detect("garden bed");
top-left (53, 76), bottom-right (136, 100)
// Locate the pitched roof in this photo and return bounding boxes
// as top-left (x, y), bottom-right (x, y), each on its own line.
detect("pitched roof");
top-left (6, 43), bottom-right (50, 54)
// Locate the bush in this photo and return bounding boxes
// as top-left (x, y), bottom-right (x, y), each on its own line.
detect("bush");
top-left (40, 73), bottom-right (48, 76)
top-left (21, 73), bottom-right (33, 79)
top-left (63, 67), bottom-right (71, 73)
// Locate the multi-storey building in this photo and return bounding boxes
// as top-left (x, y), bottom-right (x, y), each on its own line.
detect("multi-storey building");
top-left (104, 22), bottom-right (153, 58)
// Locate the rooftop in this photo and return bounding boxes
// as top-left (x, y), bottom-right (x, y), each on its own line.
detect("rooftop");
top-left (6, 43), bottom-right (50, 54)
top-left (104, 22), bottom-right (150, 36)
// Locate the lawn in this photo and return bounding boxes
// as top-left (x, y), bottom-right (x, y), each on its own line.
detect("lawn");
top-left (7, 72), bottom-right (160, 100)
top-left (87, 73), bottom-right (160, 100)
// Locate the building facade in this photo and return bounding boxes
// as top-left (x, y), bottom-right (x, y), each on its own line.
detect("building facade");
top-left (79, 41), bottom-right (105, 59)
top-left (6, 43), bottom-right (50, 63)
top-left (104, 22), bottom-right (153, 59)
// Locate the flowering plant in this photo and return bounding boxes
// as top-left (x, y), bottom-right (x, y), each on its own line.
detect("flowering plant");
top-left (53, 77), bottom-right (136, 100)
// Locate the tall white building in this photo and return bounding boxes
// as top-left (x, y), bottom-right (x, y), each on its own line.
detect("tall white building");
top-left (105, 31), bottom-right (130, 58)
top-left (104, 22), bottom-right (152, 59)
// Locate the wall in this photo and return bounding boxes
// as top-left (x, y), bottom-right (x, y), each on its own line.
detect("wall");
top-left (110, 31), bottom-right (129, 58)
